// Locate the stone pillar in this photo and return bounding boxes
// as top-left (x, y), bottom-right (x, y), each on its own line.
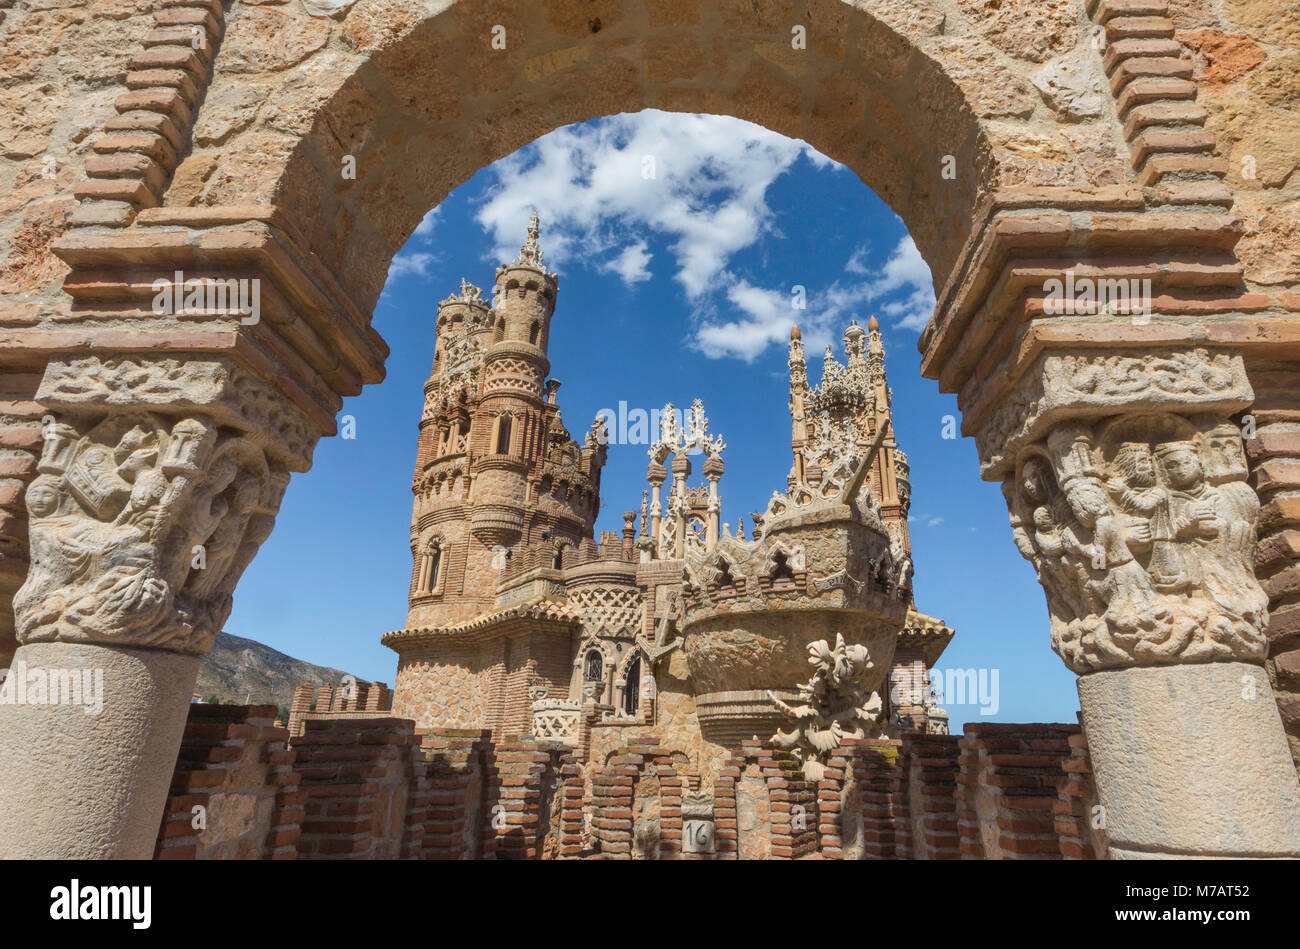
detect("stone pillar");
top-left (621, 510), bottom-right (636, 560)
top-left (289, 681), bottom-right (315, 738)
top-left (646, 463), bottom-right (666, 545)
top-left (703, 455), bottom-right (724, 548)
top-left (985, 347), bottom-right (1300, 858)
top-left (0, 354), bottom-right (308, 858)
top-left (670, 455), bottom-right (690, 560)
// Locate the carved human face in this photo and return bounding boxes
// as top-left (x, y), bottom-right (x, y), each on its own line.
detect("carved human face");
top-left (26, 478), bottom-right (60, 518)
top-left (1021, 460), bottom-right (1052, 504)
top-left (1128, 446), bottom-right (1155, 484)
top-left (1066, 481), bottom-right (1109, 525)
top-left (1160, 447), bottom-right (1203, 489)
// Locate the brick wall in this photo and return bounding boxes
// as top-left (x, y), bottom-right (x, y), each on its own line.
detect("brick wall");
top-left (154, 705), bottom-right (1098, 860)
top-left (1246, 393), bottom-right (1300, 775)
top-left (478, 737), bottom-right (567, 859)
top-left (1054, 729), bottom-right (1103, 860)
top-left (851, 740), bottom-right (911, 859)
top-left (154, 703), bottom-right (301, 860)
top-left (292, 717), bottom-right (429, 860)
top-left (421, 728), bottom-right (489, 859)
top-left (902, 734), bottom-right (962, 859)
top-left (954, 723), bottom-right (1082, 860)
top-left (737, 741), bottom-right (818, 860)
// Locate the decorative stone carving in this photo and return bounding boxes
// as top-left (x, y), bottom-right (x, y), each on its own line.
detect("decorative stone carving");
top-left (568, 586), bottom-right (643, 638)
top-left (769, 633), bottom-right (884, 780)
top-left (16, 411), bottom-right (286, 656)
top-left (974, 348), bottom-right (1253, 477)
top-left (812, 569), bottom-right (864, 595)
top-left (531, 698), bottom-right (580, 743)
top-left (514, 210), bottom-right (549, 271)
top-left (37, 355), bottom-right (319, 470)
top-left (637, 588), bottom-right (683, 663)
top-left (1006, 411), bottom-right (1268, 674)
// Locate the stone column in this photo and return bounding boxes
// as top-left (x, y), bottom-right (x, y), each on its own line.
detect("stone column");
top-left (703, 455), bottom-right (724, 547)
top-left (647, 463), bottom-right (667, 545)
top-left (671, 455), bottom-right (691, 560)
top-left (0, 354), bottom-right (310, 858)
top-left (984, 346), bottom-right (1300, 858)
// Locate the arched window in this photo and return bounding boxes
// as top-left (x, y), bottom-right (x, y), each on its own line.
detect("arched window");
top-left (623, 655), bottom-right (641, 716)
top-left (715, 558), bottom-right (736, 590)
top-left (495, 414), bottom-right (513, 454)
top-left (583, 650), bottom-right (603, 682)
top-left (529, 320), bottom-right (540, 345)
top-left (553, 549), bottom-right (563, 570)
top-left (428, 547), bottom-right (441, 590)
top-left (770, 551), bottom-right (796, 587)
top-left (422, 542), bottom-right (444, 595)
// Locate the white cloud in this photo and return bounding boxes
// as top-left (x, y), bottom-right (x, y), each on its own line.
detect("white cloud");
top-left (601, 240), bottom-right (652, 284)
top-left (413, 206), bottom-right (441, 242)
top-left (693, 235), bottom-right (936, 361)
top-left (468, 111), bottom-right (932, 362)
top-left (872, 236), bottom-right (935, 331)
top-left (694, 281), bottom-right (794, 361)
top-left (845, 244), bottom-right (872, 275)
top-left (475, 111), bottom-right (828, 296)
top-left (388, 252), bottom-right (435, 279)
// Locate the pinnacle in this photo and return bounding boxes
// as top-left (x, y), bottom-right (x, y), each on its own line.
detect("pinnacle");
top-left (515, 210), bottom-right (545, 268)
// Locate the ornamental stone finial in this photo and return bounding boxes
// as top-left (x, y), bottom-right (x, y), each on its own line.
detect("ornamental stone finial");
top-left (516, 211), bottom-right (545, 268)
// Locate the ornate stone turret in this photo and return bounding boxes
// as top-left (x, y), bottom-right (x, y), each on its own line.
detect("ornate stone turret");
top-left (400, 214), bottom-right (606, 630)
top-left (786, 319), bottom-right (953, 734)
top-left (789, 318), bottom-right (911, 594)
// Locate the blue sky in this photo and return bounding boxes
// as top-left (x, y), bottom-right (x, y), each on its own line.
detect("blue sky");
top-left (226, 110), bottom-right (1080, 731)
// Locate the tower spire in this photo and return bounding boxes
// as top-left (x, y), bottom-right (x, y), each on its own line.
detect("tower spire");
top-left (516, 210), bottom-right (545, 268)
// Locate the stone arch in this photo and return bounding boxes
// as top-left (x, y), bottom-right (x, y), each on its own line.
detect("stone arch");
top-left (761, 541), bottom-right (802, 587)
top-left (703, 549), bottom-right (741, 591)
top-left (195, 0), bottom-right (1011, 320)
top-left (615, 649), bottom-right (644, 716)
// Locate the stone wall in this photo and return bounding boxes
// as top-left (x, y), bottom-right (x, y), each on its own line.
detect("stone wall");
top-left (955, 723), bottom-right (1082, 859)
top-left (420, 728), bottom-right (490, 859)
top-left (389, 625), bottom-right (575, 735)
top-left (155, 703), bottom-right (1110, 860)
top-left (154, 703), bottom-right (302, 860)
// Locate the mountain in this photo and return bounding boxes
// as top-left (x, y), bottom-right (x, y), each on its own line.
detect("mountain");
top-left (196, 631), bottom-right (363, 716)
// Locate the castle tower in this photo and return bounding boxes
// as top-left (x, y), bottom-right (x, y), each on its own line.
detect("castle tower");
top-left (402, 214), bottom-right (607, 629)
top-left (787, 318), bottom-right (952, 733)
top-left (789, 316), bottom-right (911, 567)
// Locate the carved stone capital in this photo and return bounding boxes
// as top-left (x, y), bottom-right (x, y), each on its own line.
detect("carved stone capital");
top-left (37, 354), bottom-right (321, 471)
top-left (1002, 407), bottom-right (1268, 675)
top-left (972, 347), bottom-right (1253, 479)
top-left (17, 369), bottom-right (300, 655)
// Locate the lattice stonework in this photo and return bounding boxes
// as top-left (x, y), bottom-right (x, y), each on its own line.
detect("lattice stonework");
top-left (568, 587), bottom-right (644, 638)
top-left (532, 700), bottom-right (580, 743)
